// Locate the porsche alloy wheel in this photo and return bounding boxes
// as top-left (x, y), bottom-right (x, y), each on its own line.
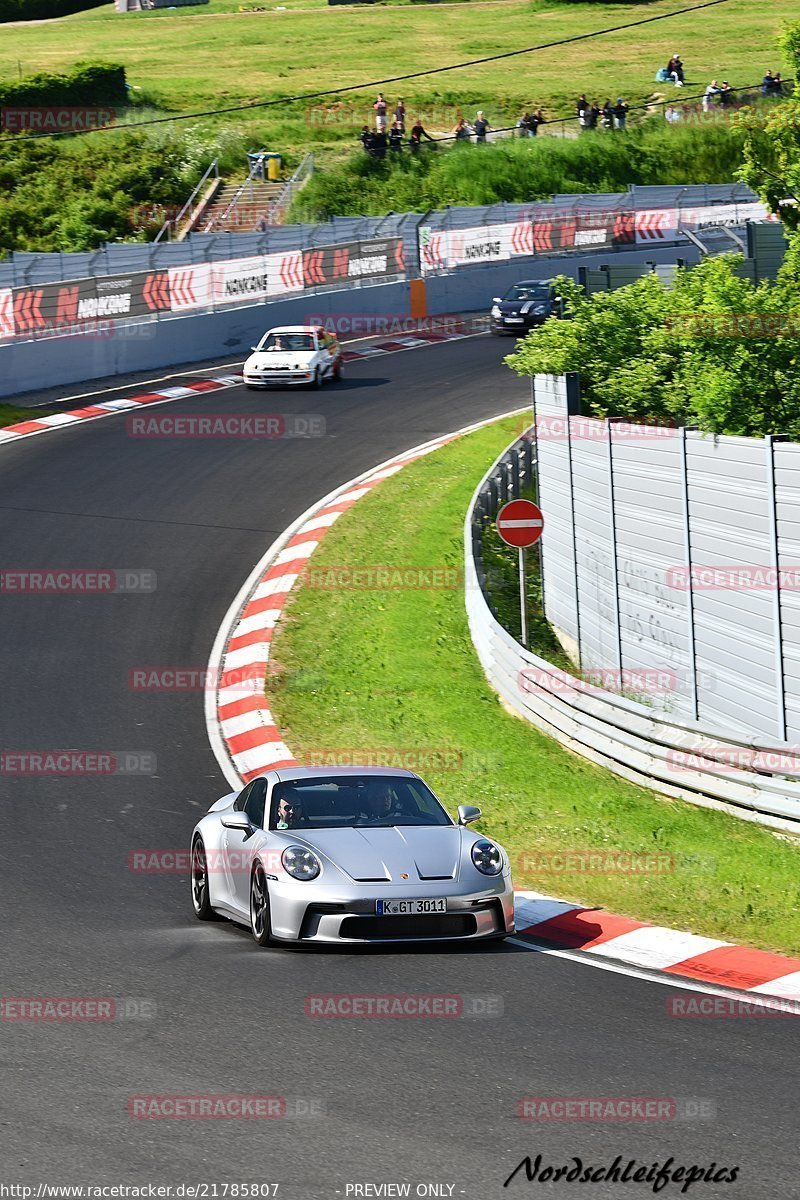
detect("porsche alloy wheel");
top-left (250, 864), bottom-right (272, 946)
top-left (191, 837), bottom-right (217, 921)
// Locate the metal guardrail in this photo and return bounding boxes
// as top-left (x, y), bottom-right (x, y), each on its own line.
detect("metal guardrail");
top-left (257, 153), bottom-right (315, 230)
top-left (0, 182), bottom-right (760, 289)
top-left (153, 159), bottom-right (219, 244)
top-left (466, 431), bottom-right (800, 833)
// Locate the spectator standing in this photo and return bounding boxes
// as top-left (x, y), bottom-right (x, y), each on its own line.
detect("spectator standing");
top-left (360, 125), bottom-right (374, 153)
top-left (453, 117), bottom-right (471, 141)
top-left (474, 111), bottom-right (490, 143)
top-left (613, 97), bottom-right (629, 130)
top-left (388, 121), bottom-right (404, 152)
top-left (372, 128), bottom-right (388, 159)
top-left (577, 93), bottom-right (590, 131)
top-left (527, 108), bottom-right (545, 135)
top-left (773, 72), bottom-right (784, 96)
top-left (587, 100), bottom-right (601, 130)
top-left (718, 80), bottom-right (733, 107)
top-left (394, 98), bottom-right (406, 132)
top-left (602, 99), bottom-right (614, 129)
top-left (702, 79), bottom-right (719, 112)
top-left (762, 70), bottom-right (774, 96)
top-left (373, 93), bottom-right (387, 132)
top-left (409, 118), bottom-right (435, 153)
top-left (517, 112), bottom-right (532, 137)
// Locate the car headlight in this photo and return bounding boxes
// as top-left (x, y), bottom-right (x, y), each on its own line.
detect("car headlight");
top-left (471, 839), bottom-right (503, 876)
top-left (491, 305), bottom-right (501, 318)
top-left (281, 846), bottom-right (321, 880)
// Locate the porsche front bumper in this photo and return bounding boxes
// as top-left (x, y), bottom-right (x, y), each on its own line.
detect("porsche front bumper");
top-left (268, 879), bottom-right (515, 943)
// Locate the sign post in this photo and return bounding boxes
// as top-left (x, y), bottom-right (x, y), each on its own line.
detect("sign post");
top-left (496, 499), bottom-right (544, 649)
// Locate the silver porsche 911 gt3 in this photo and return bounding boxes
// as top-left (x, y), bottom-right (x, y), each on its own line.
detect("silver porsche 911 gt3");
top-left (190, 766), bottom-right (514, 945)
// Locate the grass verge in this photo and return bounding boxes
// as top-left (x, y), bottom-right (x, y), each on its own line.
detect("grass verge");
top-left (0, 402), bottom-right (57, 427)
top-left (269, 413), bottom-right (800, 955)
top-left (0, 0), bottom-right (796, 165)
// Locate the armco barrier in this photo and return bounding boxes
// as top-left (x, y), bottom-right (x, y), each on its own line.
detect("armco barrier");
top-left (465, 434), bottom-right (800, 832)
top-left (0, 241), bottom-right (703, 399)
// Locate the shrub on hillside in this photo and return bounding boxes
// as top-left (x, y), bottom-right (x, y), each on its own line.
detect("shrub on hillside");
top-left (289, 122), bottom-right (748, 221)
top-left (0, 0), bottom-right (105, 22)
top-left (0, 62), bottom-right (127, 108)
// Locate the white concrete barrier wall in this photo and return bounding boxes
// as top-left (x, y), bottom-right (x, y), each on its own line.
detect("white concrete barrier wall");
top-left (1, 244), bottom-right (701, 400)
top-left (465, 431), bottom-right (800, 832)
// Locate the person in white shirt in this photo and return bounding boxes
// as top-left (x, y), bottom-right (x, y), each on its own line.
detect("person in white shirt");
top-left (702, 80), bottom-right (720, 112)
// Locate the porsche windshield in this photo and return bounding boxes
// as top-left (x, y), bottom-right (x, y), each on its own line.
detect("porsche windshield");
top-left (503, 284), bottom-right (552, 303)
top-left (269, 775), bottom-right (453, 830)
top-left (260, 333), bottom-right (315, 353)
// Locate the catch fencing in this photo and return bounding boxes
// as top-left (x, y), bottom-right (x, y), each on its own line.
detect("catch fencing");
top-left (467, 419), bottom-right (800, 830)
top-left (0, 183), bottom-right (767, 345)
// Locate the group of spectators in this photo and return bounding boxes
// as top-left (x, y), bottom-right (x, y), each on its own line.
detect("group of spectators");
top-left (360, 61), bottom-right (788, 155)
top-left (576, 95), bottom-right (630, 131)
top-left (360, 93), bottom-right (495, 154)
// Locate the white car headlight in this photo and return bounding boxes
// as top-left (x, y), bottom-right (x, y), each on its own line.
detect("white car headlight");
top-left (491, 305), bottom-right (502, 318)
top-left (282, 846), bottom-right (321, 880)
top-left (471, 839), bottom-right (503, 876)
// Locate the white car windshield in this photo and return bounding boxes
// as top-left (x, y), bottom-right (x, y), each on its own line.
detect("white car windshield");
top-left (260, 333), bottom-right (315, 353)
top-left (270, 775), bottom-right (453, 830)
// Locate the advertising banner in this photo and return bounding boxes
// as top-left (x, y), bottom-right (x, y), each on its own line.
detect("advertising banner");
top-left (303, 238), bottom-right (404, 287)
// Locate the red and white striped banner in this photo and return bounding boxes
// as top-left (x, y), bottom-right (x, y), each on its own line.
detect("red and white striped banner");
top-left (0, 288), bottom-right (14, 339)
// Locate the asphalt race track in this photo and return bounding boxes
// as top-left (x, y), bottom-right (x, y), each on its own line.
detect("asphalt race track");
top-left (1, 337), bottom-right (798, 1199)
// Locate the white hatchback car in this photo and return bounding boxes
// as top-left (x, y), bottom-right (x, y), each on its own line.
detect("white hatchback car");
top-left (243, 325), bottom-right (343, 389)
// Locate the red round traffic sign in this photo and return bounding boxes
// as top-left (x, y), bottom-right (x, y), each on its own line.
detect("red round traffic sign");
top-left (496, 499), bottom-right (544, 548)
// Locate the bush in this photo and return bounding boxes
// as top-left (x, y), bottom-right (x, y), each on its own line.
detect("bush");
top-left (505, 256), bottom-right (800, 438)
top-left (0, 0), bottom-right (105, 21)
top-left (0, 62), bottom-right (127, 108)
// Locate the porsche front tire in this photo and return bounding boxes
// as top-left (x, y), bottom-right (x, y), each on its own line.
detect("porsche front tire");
top-left (191, 837), bottom-right (218, 921)
top-left (250, 864), bottom-right (273, 946)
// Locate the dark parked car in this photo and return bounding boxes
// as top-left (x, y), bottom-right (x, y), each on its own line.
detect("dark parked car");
top-left (490, 280), bottom-right (563, 335)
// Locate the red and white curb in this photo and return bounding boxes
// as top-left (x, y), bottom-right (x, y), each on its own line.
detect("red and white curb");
top-left (0, 374), bottom-right (244, 447)
top-left (0, 328), bottom-right (480, 450)
top-left (205, 410), bottom-right (800, 1005)
top-left (514, 891), bottom-right (800, 1002)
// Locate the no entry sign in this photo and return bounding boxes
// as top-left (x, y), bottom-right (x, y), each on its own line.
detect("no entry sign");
top-left (496, 499), bottom-right (544, 548)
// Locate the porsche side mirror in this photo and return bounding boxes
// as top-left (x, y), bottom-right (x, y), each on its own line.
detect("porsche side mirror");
top-left (221, 812), bottom-right (253, 830)
top-left (457, 804), bottom-right (482, 826)
top-left (492, 297), bottom-right (501, 304)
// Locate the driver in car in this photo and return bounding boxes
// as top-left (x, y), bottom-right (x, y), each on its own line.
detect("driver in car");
top-left (269, 335), bottom-right (286, 352)
top-left (361, 782), bottom-right (405, 822)
top-left (276, 796), bottom-right (304, 828)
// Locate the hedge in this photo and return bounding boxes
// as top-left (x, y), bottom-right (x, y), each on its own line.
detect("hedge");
top-left (0, 0), bottom-right (106, 21)
top-left (0, 61), bottom-right (126, 108)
